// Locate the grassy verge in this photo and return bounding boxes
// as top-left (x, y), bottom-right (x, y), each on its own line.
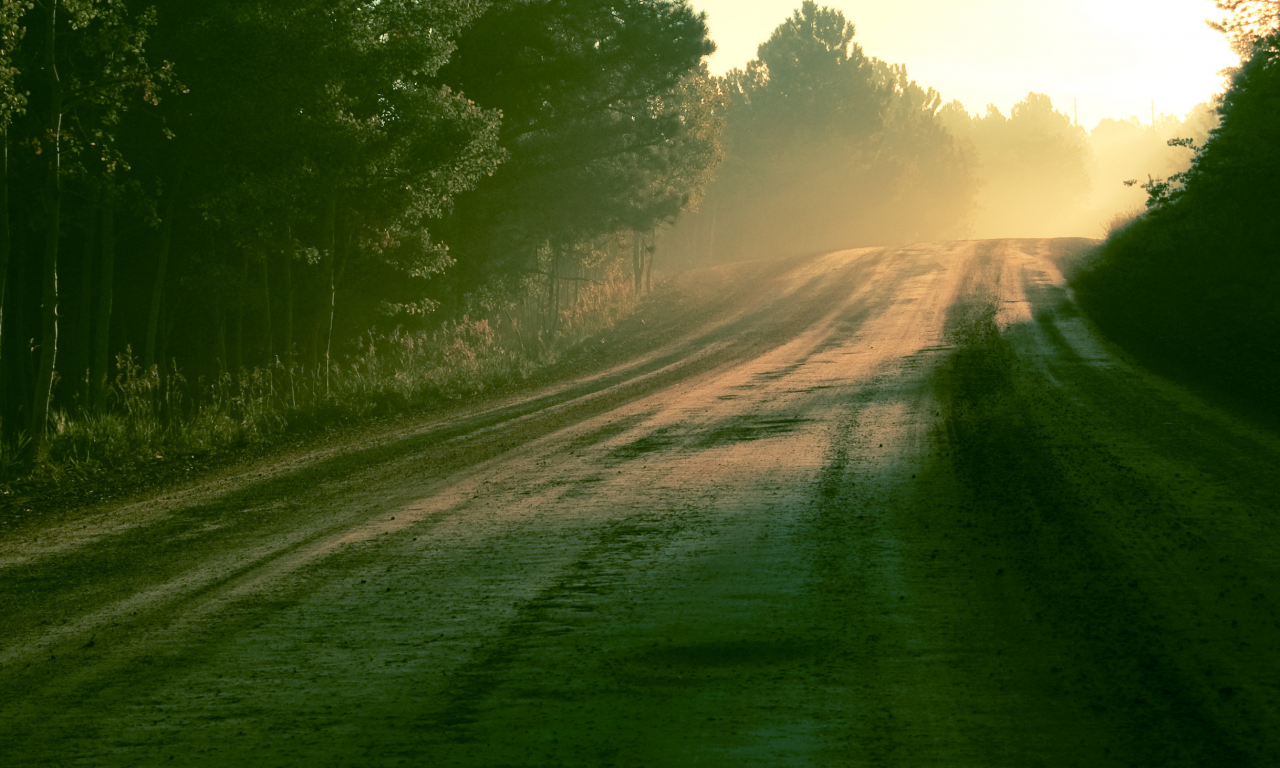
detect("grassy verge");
top-left (0, 267), bottom-right (637, 499)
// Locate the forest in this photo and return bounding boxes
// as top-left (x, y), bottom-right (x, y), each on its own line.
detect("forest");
top-left (0, 0), bottom-right (1271, 481)
top-left (0, 0), bottom-right (723, 472)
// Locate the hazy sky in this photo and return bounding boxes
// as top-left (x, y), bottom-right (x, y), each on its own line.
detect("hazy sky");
top-left (693, 0), bottom-right (1239, 130)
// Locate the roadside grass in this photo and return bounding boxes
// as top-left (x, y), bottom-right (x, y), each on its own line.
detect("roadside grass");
top-left (0, 268), bottom-right (638, 494)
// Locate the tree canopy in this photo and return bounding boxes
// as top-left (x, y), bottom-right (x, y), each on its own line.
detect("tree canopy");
top-left (0, 0), bottom-right (722, 445)
top-left (434, 0), bottom-right (721, 298)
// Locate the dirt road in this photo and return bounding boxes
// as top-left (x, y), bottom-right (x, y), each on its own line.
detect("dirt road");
top-left (3, 239), bottom-right (1279, 767)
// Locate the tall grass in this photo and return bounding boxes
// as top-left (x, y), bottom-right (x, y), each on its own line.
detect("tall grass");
top-left (1, 264), bottom-right (640, 488)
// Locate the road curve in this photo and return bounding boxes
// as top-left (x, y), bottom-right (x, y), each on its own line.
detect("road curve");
top-left (3, 239), bottom-right (1279, 767)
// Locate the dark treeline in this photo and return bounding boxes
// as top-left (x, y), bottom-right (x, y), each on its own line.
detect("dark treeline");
top-left (0, 0), bottom-right (722, 449)
top-left (1076, 14), bottom-right (1279, 423)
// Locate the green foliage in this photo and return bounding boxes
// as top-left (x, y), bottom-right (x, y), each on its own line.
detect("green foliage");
top-left (0, 1), bottom-right (31, 130)
top-left (145, 0), bottom-right (506, 358)
top-left (436, 0), bottom-right (723, 291)
top-left (13, 0), bottom-right (175, 175)
top-left (0, 0), bottom-right (719, 474)
top-left (752, 0), bottom-right (880, 131)
top-left (1075, 31), bottom-right (1280, 423)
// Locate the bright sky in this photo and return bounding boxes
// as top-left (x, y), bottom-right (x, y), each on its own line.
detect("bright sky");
top-left (694, 0), bottom-right (1239, 130)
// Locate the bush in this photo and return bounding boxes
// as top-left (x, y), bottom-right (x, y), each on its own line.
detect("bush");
top-left (1074, 34), bottom-right (1280, 425)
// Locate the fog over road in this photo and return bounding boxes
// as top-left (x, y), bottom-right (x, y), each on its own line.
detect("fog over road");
top-left (3, 240), bottom-right (1279, 767)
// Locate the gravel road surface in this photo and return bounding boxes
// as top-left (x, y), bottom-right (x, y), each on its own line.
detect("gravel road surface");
top-left (3, 239), bottom-right (1279, 767)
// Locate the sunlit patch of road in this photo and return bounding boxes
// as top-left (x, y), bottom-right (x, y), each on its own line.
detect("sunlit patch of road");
top-left (3, 239), bottom-right (1279, 767)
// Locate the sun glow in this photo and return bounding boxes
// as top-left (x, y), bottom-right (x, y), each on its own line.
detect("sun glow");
top-left (696, 0), bottom-right (1239, 128)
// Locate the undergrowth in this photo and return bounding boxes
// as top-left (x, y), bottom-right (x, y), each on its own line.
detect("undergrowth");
top-left (1, 270), bottom-right (638, 491)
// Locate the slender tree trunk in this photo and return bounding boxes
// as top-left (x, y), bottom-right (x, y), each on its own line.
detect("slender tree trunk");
top-left (312, 187), bottom-right (338, 372)
top-left (548, 246), bottom-right (559, 335)
top-left (282, 224), bottom-right (293, 363)
top-left (3, 214), bottom-right (30, 439)
top-left (645, 229), bottom-right (655, 293)
top-left (31, 0), bottom-right (63, 442)
top-left (707, 203), bottom-right (717, 261)
top-left (260, 255), bottom-right (272, 366)
top-left (230, 250), bottom-right (247, 373)
top-left (214, 305), bottom-right (227, 378)
top-left (157, 301), bottom-right (173, 423)
top-left (157, 303), bottom-right (171, 381)
top-left (323, 227), bottom-right (352, 398)
top-left (76, 210), bottom-right (95, 404)
top-left (92, 196), bottom-right (114, 409)
top-left (632, 232), bottom-right (643, 294)
top-left (144, 163), bottom-right (184, 372)
top-left (452, 204), bottom-right (471, 320)
top-left (32, 179), bottom-right (60, 440)
top-left (308, 312), bottom-right (321, 376)
top-left (0, 129), bottom-right (11, 435)
top-left (0, 130), bottom-right (10, 392)
top-left (158, 298), bottom-right (177, 420)
top-left (316, 185), bottom-right (338, 393)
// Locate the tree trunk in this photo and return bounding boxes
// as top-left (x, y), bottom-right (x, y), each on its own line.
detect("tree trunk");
top-left (311, 187), bottom-right (338, 373)
top-left (645, 229), bottom-right (655, 293)
top-left (32, 177), bottom-right (60, 440)
top-left (230, 250), bottom-right (247, 373)
top-left (0, 131), bottom-right (10, 395)
top-left (0, 134), bottom-right (10, 441)
top-left (92, 197), bottom-right (114, 409)
top-left (2, 213), bottom-right (30, 440)
top-left (158, 298), bottom-right (177, 420)
top-left (632, 232), bottom-right (643, 294)
top-left (76, 209), bottom-right (95, 404)
top-left (316, 184), bottom-right (339, 393)
top-left (707, 203), bottom-right (717, 262)
top-left (260, 254), bottom-right (272, 366)
top-left (144, 163), bottom-right (184, 372)
top-left (214, 305), bottom-right (227, 378)
top-left (282, 224), bottom-right (293, 363)
top-left (156, 301), bottom-right (173, 423)
top-left (548, 246), bottom-right (559, 335)
top-left (323, 227), bottom-right (353, 398)
top-left (31, 0), bottom-right (63, 442)
top-left (157, 303), bottom-right (171, 383)
top-left (451, 202), bottom-right (471, 320)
